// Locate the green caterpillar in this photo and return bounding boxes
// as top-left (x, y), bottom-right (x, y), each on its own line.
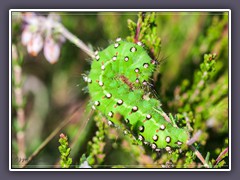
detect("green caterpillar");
top-left (87, 38), bottom-right (189, 152)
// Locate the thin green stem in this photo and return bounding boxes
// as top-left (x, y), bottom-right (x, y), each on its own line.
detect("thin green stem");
top-left (21, 107), bottom-right (81, 168)
top-left (54, 22), bottom-right (95, 58)
top-left (12, 44), bottom-right (26, 166)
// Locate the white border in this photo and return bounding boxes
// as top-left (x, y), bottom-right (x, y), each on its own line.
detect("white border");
top-left (9, 9), bottom-right (231, 171)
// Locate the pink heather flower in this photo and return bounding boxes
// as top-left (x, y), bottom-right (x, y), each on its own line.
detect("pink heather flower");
top-left (43, 37), bottom-right (60, 64)
top-left (59, 133), bottom-right (66, 139)
top-left (27, 33), bottom-right (43, 56)
top-left (22, 12), bottom-right (38, 26)
top-left (21, 12), bottom-right (65, 63)
top-left (21, 27), bottom-right (32, 46)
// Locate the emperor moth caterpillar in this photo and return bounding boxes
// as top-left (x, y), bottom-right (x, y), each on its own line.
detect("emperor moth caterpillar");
top-left (87, 38), bottom-right (189, 152)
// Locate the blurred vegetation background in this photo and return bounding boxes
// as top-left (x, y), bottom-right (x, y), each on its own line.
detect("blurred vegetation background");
top-left (11, 11), bottom-right (229, 169)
